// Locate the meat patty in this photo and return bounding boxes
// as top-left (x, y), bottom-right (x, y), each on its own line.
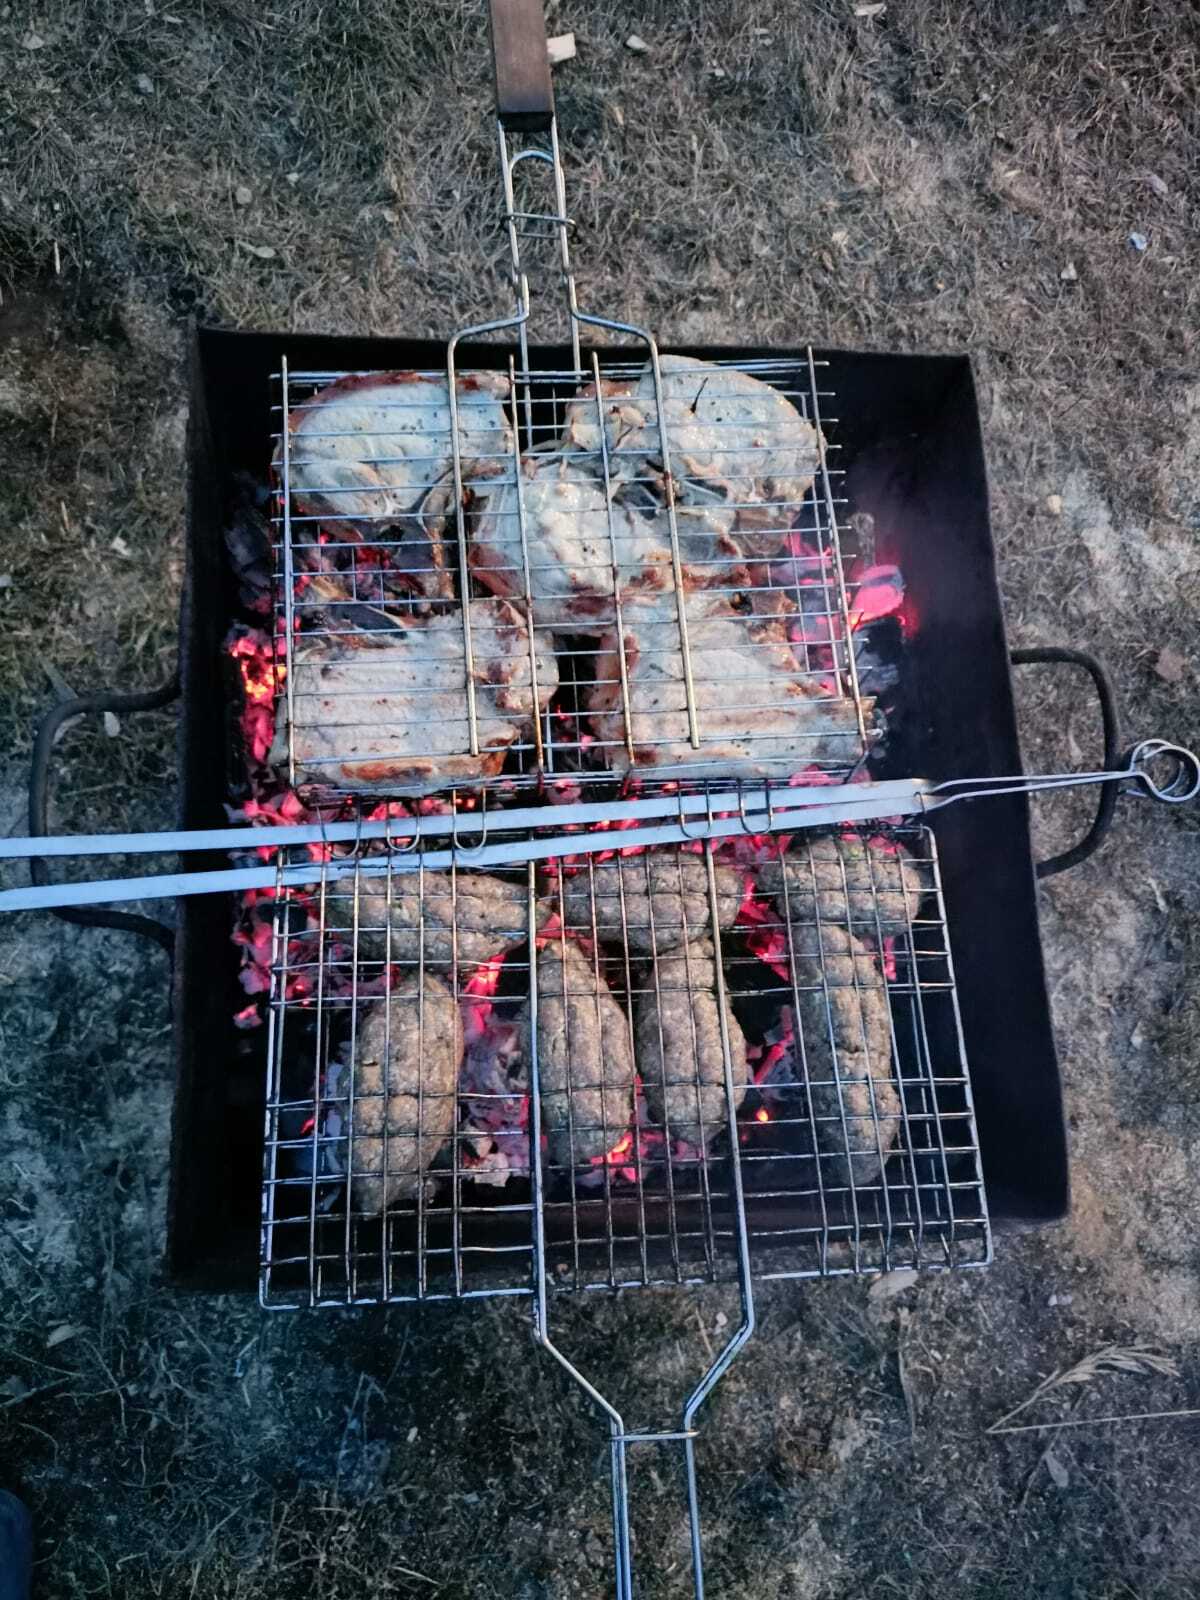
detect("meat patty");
top-left (559, 356), bottom-right (823, 559)
top-left (468, 452), bottom-right (677, 626)
top-left (636, 939), bottom-right (749, 1152)
top-left (760, 833), bottom-right (933, 936)
top-left (557, 852), bottom-right (744, 955)
top-left (281, 370), bottom-right (512, 537)
top-left (520, 941), bottom-right (636, 1169)
top-left (346, 973), bottom-right (463, 1214)
top-left (582, 592), bottom-right (864, 777)
top-left (349, 869), bottom-right (539, 970)
top-left (788, 924), bottom-right (900, 1190)
top-left (269, 597), bottom-right (559, 792)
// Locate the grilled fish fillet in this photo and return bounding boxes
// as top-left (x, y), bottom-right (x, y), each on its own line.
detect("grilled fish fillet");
top-left (583, 592), bottom-right (863, 777)
top-left (636, 939), bottom-right (749, 1152)
top-left (269, 598), bottom-right (558, 792)
top-left (347, 973), bottom-right (463, 1214)
top-left (280, 370), bottom-right (512, 536)
top-left (560, 355), bottom-right (823, 559)
top-left (557, 852), bottom-right (744, 955)
top-left (520, 940), bottom-right (636, 1169)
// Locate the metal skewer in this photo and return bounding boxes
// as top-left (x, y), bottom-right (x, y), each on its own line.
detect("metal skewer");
top-left (3, 742), bottom-right (1195, 915)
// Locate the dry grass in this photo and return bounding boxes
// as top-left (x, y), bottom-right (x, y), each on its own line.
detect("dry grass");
top-left (3, 0), bottom-right (1200, 1595)
top-left (988, 1343), bottom-right (1180, 1433)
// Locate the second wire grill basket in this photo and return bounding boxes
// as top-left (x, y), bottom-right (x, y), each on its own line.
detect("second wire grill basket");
top-left (261, 822), bottom-right (989, 1308)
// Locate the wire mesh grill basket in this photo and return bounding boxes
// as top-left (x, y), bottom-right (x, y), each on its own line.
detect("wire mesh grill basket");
top-left (260, 822), bottom-right (988, 1309)
top-left (270, 352), bottom-right (873, 797)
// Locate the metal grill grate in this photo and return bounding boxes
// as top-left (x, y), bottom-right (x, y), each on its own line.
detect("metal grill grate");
top-left (269, 352), bottom-right (873, 797)
top-left (260, 822), bottom-right (989, 1308)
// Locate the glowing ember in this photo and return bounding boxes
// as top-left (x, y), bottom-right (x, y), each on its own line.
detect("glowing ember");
top-left (461, 953), bottom-right (507, 1043)
top-left (847, 564), bottom-right (905, 630)
top-left (226, 626), bottom-right (285, 768)
top-left (738, 890), bottom-right (792, 981)
top-left (592, 1128), bottom-right (636, 1172)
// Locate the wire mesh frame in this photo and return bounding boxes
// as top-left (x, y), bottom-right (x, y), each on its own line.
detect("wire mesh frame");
top-left (269, 350), bottom-right (869, 796)
top-left (259, 822), bottom-right (991, 1310)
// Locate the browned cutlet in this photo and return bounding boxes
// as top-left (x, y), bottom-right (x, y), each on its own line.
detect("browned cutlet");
top-left (636, 939), bottom-right (749, 1153)
top-left (759, 833), bottom-right (933, 937)
top-left (556, 852), bottom-right (744, 955)
top-left (350, 869), bottom-right (540, 971)
top-left (520, 940), bottom-right (636, 1170)
top-left (788, 924), bottom-right (900, 1190)
top-left (346, 973), bottom-right (463, 1214)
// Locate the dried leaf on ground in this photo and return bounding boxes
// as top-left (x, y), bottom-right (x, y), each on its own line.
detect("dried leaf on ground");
top-left (868, 1269), bottom-right (918, 1302)
top-left (46, 1323), bottom-right (85, 1348)
top-left (1154, 647), bottom-right (1188, 683)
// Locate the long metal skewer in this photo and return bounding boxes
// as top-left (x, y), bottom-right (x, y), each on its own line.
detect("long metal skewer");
top-left (0, 778), bottom-right (926, 863)
top-left (3, 741), bottom-right (1195, 915)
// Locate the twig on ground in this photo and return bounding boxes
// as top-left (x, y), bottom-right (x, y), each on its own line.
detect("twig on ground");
top-left (992, 1407), bottom-right (1200, 1437)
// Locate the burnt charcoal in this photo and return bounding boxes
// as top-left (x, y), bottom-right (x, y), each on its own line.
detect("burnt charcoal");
top-left (225, 502), bottom-right (273, 611)
top-left (853, 617), bottom-right (903, 697)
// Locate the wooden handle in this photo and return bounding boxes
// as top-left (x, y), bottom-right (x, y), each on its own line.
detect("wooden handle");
top-left (489, 0), bottom-right (554, 131)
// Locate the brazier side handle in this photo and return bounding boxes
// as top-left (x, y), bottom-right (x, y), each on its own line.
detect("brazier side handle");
top-left (27, 674), bottom-right (180, 957)
top-left (1009, 646), bottom-right (1122, 879)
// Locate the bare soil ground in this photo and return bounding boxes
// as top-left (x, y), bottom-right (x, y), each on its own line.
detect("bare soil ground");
top-left (2, 1), bottom-right (1199, 1595)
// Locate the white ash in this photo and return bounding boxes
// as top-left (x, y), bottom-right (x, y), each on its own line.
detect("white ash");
top-left (458, 1003), bottom-right (530, 1185)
